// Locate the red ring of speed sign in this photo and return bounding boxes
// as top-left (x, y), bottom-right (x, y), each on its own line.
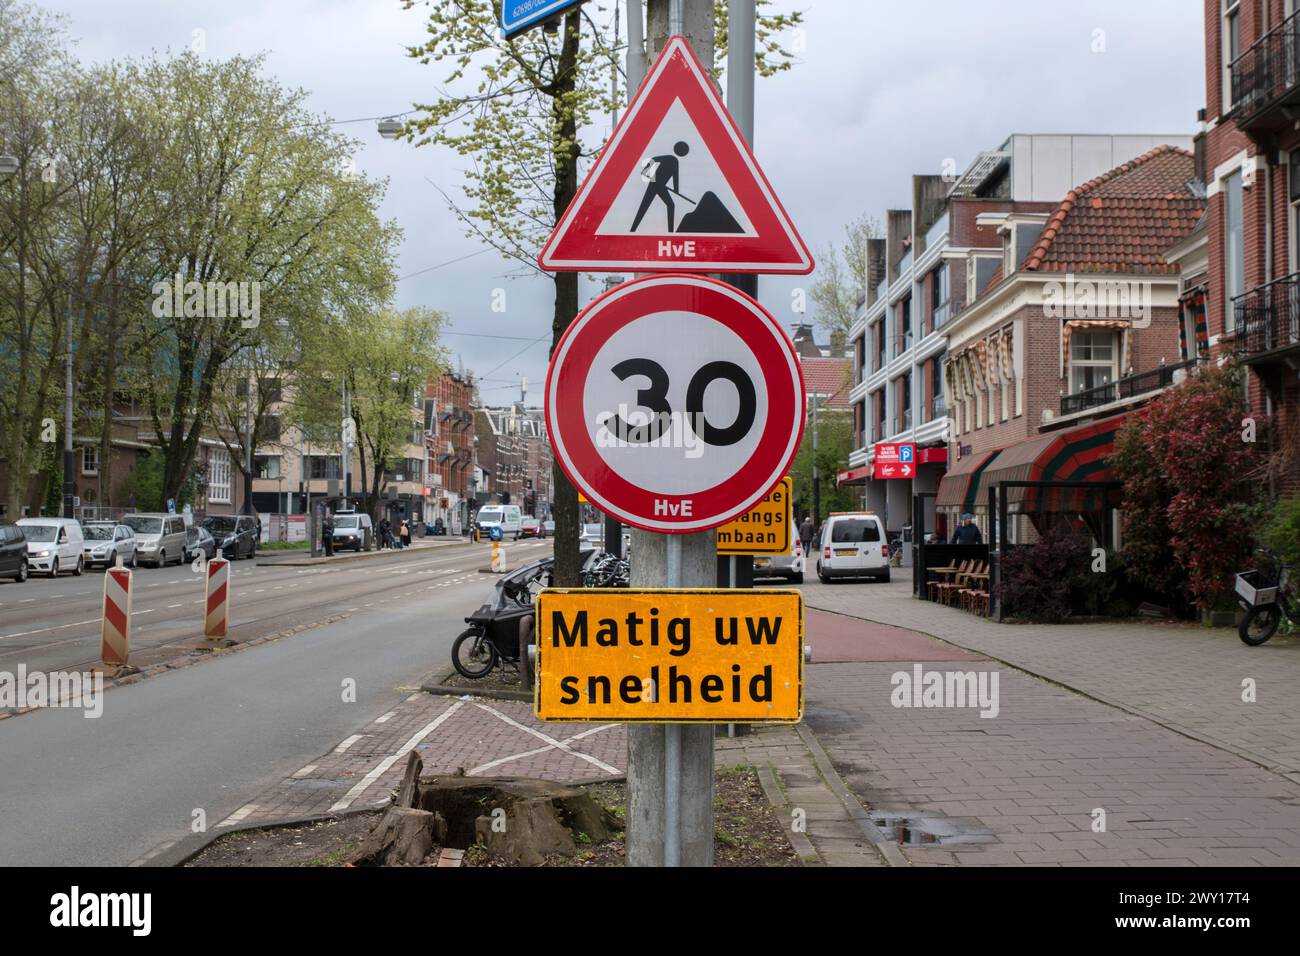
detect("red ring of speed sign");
top-left (546, 273), bottom-right (805, 532)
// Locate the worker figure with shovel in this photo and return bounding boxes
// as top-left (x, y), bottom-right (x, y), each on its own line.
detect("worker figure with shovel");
top-left (631, 141), bottom-right (691, 233)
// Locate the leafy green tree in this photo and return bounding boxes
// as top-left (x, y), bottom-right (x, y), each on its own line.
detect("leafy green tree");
top-left (809, 212), bottom-right (879, 339)
top-left (287, 307), bottom-right (446, 521)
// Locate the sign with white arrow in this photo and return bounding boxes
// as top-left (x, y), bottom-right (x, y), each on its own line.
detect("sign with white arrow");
top-left (873, 442), bottom-right (916, 480)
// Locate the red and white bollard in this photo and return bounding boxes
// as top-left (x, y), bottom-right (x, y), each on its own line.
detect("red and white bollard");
top-left (101, 565), bottom-right (132, 667)
top-left (205, 556), bottom-right (231, 640)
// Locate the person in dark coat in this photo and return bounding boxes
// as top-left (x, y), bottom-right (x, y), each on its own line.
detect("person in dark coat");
top-left (799, 515), bottom-right (815, 552)
top-left (949, 513), bottom-right (983, 545)
top-left (321, 511), bottom-right (335, 557)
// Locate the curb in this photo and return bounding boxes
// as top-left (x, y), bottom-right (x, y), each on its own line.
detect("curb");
top-left (754, 764), bottom-right (821, 866)
top-left (793, 721), bottom-right (909, 867)
top-left (422, 669), bottom-right (533, 703)
top-left (806, 600), bottom-right (1300, 785)
top-left (139, 803), bottom-right (388, 868)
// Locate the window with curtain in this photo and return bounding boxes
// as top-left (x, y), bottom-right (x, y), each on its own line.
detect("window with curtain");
top-left (1068, 330), bottom-right (1117, 394)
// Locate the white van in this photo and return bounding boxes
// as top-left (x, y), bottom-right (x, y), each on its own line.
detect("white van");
top-left (475, 504), bottom-right (523, 540)
top-left (815, 512), bottom-right (890, 583)
top-left (123, 513), bottom-right (188, 567)
top-left (17, 517), bottom-right (85, 577)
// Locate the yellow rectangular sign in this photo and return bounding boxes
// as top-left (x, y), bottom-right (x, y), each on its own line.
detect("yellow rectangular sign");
top-left (716, 476), bottom-right (792, 555)
top-left (535, 588), bottom-right (803, 723)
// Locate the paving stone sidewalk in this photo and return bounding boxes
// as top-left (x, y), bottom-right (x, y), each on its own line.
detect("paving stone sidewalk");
top-left (798, 591), bottom-right (1300, 866)
top-left (804, 578), bottom-right (1300, 783)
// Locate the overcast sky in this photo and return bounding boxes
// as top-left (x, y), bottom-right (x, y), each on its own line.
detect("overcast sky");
top-left (41, 0), bottom-right (1204, 402)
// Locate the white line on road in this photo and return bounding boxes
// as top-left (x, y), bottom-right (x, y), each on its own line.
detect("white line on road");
top-left (1, 618), bottom-right (100, 640)
top-left (375, 711), bottom-right (396, 724)
top-left (328, 702), bottom-right (464, 812)
top-left (218, 804), bottom-right (260, 828)
top-left (333, 734), bottom-right (366, 754)
top-left (292, 765), bottom-right (318, 779)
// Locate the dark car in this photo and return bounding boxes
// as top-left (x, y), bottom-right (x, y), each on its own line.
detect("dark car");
top-left (203, 514), bottom-right (259, 560)
top-left (0, 521), bottom-right (29, 583)
top-left (184, 524), bottom-right (217, 563)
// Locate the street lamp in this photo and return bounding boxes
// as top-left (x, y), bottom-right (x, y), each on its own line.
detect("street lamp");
top-left (377, 118), bottom-right (404, 140)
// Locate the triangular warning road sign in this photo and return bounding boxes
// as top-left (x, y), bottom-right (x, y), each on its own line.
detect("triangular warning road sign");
top-left (538, 35), bottom-right (813, 275)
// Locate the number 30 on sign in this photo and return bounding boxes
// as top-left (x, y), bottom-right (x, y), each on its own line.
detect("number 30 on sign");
top-left (546, 273), bottom-right (805, 532)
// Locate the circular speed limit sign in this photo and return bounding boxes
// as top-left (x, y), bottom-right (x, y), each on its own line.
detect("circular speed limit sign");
top-left (546, 273), bottom-right (805, 532)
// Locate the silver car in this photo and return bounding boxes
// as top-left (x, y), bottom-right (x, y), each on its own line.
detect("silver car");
top-left (82, 523), bottom-right (137, 569)
top-left (753, 537), bottom-right (805, 584)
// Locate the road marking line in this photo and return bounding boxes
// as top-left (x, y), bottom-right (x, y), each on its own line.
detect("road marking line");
top-left (292, 764), bottom-right (318, 778)
top-left (167, 603), bottom-right (183, 609)
top-left (467, 724), bottom-right (616, 777)
top-left (328, 702), bottom-right (464, 812)
top-left (333, 734), bottom-right (366, 754)
top-left (375, 711), bottom-right (396, 724)
top-left (1, 618), bottom-right (100, 640)
top-left (472, 703), bottom-right (621, 775)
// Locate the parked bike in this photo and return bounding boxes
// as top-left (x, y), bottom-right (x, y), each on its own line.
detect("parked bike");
top-left (451, 547), bottom-right (623, 679)
top-left (1234, 548), bottom-right (1297, 646)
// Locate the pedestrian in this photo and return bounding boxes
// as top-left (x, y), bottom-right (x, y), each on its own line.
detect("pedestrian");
top-left (399, 518), bottom-right (410, 548)
top-left (378, 517), bottom-right (390, 549)
top-left (949, 512), bottom-right (983, 545)
top-left (799, 514), bottom-right (814, 552)
top-left (322, 510), bottom-right (335, 557)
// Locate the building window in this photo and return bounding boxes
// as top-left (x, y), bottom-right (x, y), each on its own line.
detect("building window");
top-left (930, 264), bottom-right (949, 331)
top-left (81, 446), bottom-right (98, 476)
top-left (899, 296), bottom-right (912, 354)
top-left (306, 455), bottom-right (341, 480)
top-left (1069, 330), bottom-right (1117, 394)
top-left (1224, 168), bottom-right (1244, 330)
top-left (874, 321), bottom-right (885, 372)
top-left (1223, 0), bottom-right (1241, 110)
top-left (254, 454), bottom-right (281, 480)
top-left (209, 447), bottom-right (231, 504)
top-left (1289, 151), bottom-right (1300, 274)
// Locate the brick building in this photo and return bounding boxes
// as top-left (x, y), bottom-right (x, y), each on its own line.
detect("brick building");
top-left (1200, 0), bottom-right (1300, 493)
top-left (936, 146), bottom-right (1206, 541)
top-left (475, 404), bottom-right (553, 517)
top-left (843, 133), bottom-right (1190, 536)
top-left (424, 371), bottom-right (476, 531)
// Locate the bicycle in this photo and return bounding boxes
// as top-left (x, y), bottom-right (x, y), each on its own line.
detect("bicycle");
top-left (1235, 548), bottom-right (1298, 646)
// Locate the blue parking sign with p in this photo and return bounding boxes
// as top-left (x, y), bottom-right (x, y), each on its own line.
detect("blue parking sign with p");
top-left (900, 445), bottom-right (914, 463)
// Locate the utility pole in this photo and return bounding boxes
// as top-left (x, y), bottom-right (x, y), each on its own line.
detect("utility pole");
top-left (812, 392), bottom-right (820, 526)
top-left (625, 0), bottom-right (721, 869)
top-left (63, 299), bottom-right (75, 519)
top-left (244, 371), bottom-right (254, 514)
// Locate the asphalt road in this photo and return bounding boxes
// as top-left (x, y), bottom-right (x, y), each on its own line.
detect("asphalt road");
top-left (0, 537), bottom-right (555, 866)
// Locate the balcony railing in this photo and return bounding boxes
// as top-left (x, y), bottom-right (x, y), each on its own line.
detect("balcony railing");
top-left (1059, 358), bottom-right (1198, 416)
top-left (1233, 270), bottom-right (1300, 361)
top-left (1230, 10), bottom-right (1300, 125)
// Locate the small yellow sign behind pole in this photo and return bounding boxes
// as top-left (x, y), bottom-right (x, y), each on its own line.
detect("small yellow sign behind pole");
top-left (535, 588), bottom-right (803, 723)
top-left (716, 476), bottom-right (792, 555)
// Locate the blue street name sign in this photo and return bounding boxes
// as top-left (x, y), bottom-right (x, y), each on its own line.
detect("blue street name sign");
top-left (501, 0), bottom-right (584, 39)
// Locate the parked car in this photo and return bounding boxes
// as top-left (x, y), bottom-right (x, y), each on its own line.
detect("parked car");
top-left (82, 522), bottom-right (137, 569)
top-left (124, 513), bottom-right (187, 567)
top-left (520, 516), bottom-right (544, 538)
top-left (815, 512), bottom-right (890, 583)
top-left (17, 517), bottom-right (84, 577)
top-left (331, 512), bottom-right (374, 551)
top-left (184, 524), bottom-right (217, 564)
top-left (755, 536), bottom-right (805, 584)
top-left (542, 519), bottom-right (555, 536)
top-left (0, 521), bottom-right (29, 583)
top-left (203, 514), bottom-right (260, 560)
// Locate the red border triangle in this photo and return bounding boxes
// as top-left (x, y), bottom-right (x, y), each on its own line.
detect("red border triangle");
top-left (538, 36), bottom-right (813, 275)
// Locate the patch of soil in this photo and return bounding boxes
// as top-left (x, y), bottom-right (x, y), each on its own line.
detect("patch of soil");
top-left (435, 666), bottom-right (532, 699)
top-left (186, 810), bottom-right (386, 867)
top-left (464, 766), bottom-right (798, 867)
